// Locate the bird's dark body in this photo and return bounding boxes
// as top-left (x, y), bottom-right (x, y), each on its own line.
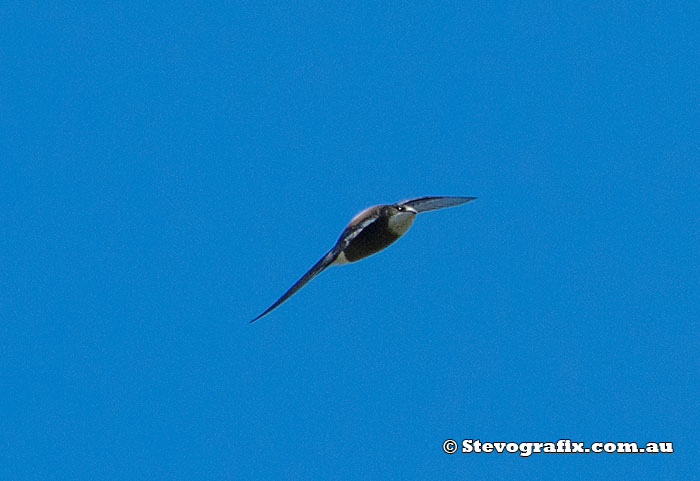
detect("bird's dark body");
top-left (342, 215), bottom-right (399, 262)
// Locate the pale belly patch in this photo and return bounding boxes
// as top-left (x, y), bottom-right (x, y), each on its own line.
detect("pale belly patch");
top-left (387, 211), bottom-right (416, 236)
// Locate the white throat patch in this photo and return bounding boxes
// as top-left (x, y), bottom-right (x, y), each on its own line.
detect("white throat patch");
top-left (387, 211), bottom-right (416, 236)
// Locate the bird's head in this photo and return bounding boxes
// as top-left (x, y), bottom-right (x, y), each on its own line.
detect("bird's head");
top-left (386, 203), bottom-right (417, 235)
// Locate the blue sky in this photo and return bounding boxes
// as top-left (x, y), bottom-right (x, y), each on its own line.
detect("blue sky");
top-left (2, 1), bottom-right (698, 479)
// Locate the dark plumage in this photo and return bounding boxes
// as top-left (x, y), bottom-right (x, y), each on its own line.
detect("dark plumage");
top-left (250, 195), bottom-right (476, 322)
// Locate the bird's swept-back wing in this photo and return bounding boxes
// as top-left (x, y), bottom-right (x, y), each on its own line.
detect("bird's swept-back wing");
top-left (398, 196), bottom-right (476, 213)
top-left (250, 248), bottom-right (340, 323)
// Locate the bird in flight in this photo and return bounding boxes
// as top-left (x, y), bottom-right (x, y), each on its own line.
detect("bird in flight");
top-left (250, 195), bottom-right (476, 322)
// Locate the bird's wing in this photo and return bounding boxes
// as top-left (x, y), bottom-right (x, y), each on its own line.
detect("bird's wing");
top-left (398, 196), bottom-right (476, 213)
top-left (250, 247), bottom-right (340, 323)
top-left (250, 211), bottom-right (383, 323)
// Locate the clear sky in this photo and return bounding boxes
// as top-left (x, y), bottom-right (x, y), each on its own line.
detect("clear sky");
top-left (2, 1), bottom-right (698, 479)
